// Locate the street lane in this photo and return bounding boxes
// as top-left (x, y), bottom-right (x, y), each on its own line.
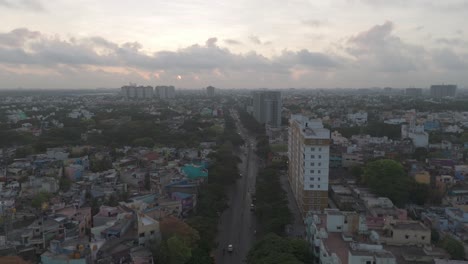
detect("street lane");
top-left (214, 110), bottom-right (258, 264)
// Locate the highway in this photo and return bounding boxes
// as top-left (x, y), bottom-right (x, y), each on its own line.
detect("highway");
top-left (214, 110), bottom-right (258, 264)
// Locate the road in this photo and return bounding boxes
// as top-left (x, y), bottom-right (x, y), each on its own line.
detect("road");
top-left (214, 110), bottom-right (258, 264)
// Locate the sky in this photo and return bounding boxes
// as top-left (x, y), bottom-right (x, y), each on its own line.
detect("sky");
top-left (0, 0), bottom-right (467, 89)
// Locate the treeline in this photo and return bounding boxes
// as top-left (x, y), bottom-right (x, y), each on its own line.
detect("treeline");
top-left (336, 121), bottom-right (401, 139)
top-left (360, 159), bottom-right (433, 207)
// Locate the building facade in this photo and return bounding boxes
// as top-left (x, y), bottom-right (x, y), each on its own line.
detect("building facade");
top-left (206, 86), bottom-right (215, 97)
top-left (155, 86), bottom-right (175, 99)
top-left (288, 115), bottom-right (330, 215)
top-left (121, 85), bottom-right (154, 99)
top-left (252, 91), bottom-right (282, 128)
top-left (430, 84), bottom-right (457, 98)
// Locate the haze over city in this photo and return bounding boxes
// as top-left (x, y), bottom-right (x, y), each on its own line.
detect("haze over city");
top-left (1, 0), bottom-right (468, 89)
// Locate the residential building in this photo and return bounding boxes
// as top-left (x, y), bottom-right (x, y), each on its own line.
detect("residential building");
top-left (121, 85), bottom-right (154, 99)
top-left (430, 84), bottom-right (457, 98)
top-left (405, 88), bottom-right (423, 97)
top-left (380, 220), bottom-right (431, 246)
top-left (252, 90), bottom-right (282, 127)
top-left (347, 111), bottom-right (368, 125)
top-left (288, 115), bottom-right (330, 215)
top-left (155, 86), bottom-right (175, 99)
top-left (206, 86), bottom-right (215, 97)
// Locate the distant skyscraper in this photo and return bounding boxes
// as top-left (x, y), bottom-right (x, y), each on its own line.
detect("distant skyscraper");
top-left (288, 115), bottom-right (330, 215)
top-left (252, 91), bottom-right (282, 127)
top-left (430, 84), bottom-right (457, 98)
top-left (121, 85), bottom-right (153, 99)
top-left (405, 88), bottom-right (423, 97)
top-left (155, 86), bottom-right (176, 99)
top-left (206, 86), bottom-right (215, 97)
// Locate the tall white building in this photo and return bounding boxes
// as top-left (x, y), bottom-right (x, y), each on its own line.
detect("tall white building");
top-left (252, 91), bottom-right (282, 127)
top-left (288, 115), bottom-right (330, 216)
top-left (155, 86), bottom-right (175, 99)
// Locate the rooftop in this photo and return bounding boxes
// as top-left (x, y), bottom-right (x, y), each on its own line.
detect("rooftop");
top-left (393, 222), bottom-right (428, 231)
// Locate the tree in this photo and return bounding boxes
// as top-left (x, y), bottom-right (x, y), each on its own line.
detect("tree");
top-left (441, 236), bottom-right (465, 260)
top-left (132, 137), bottom-right (155, 148)
top-left (363, 159), bottom-right (412, 207)
top-left (431, 229), bottom-right (440, 243)
top-left (31, 192), bottom-right (52, 209)
top-left (167, 236), bottom-right (192, 264)
top-left (160, 216), bottom-right (200, 246)
top-left (247, 233), bottom-right (310, 264)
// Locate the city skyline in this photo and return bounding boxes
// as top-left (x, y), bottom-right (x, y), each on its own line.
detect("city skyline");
top-left (1, 0), bottom-right (468, 89)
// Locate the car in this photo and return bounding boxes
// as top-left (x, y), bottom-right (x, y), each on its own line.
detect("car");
top-left (250, 204), bottom-right (255, 211)
top-left (227, 244), bottom-right (233, 252)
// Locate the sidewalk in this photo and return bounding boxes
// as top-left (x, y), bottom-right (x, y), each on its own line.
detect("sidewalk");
top-left (279, 172), bottom-right (305, 238)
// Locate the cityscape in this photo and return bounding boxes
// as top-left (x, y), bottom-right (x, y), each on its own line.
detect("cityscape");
top-left (1, 1), bottom-right (468, 264)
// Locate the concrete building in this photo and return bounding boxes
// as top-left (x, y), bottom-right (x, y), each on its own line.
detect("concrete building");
top-left (252, 90), bottom-right (282, 127)
top-left (155, 86), bottom-right (175, 99)
top-left (288, 115), bottom-right (330, 215)
top-left (430, 84), bottom-right (457, 98)
top-left (206, 86), bottom-right (215, 97)
top-left (401, 124), bottom-right (429, 148)
top-left (405, 88), bottom-right (423, 97)
top-left (121, 85), bottom-right (154, 99)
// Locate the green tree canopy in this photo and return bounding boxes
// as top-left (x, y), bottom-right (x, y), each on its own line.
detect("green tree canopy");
top-left (247, 233), bottom-right (312, 264)
top-left (440, 236), bottom-right (465, 260)
top-left (363, 159), bottom-right (411, 207)
top-left (167, 235), bottom-right (192, 264)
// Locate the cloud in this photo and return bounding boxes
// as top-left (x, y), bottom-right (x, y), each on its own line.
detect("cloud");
top-left (346, 21), bottom-right (428, 72)
top-left (0, 0), bottom-right (44, 11)
top-left (301, 19), bottom-right (325, 27)
top-left (433, 48), bottom-right (468, 70)
top-left (248, 35), bottom-right (262, 45)
top-left (435, 37), bottom-right (468, 46)
top-left (223, 39), bottom-right (242, 45)
top-left (0, 28), bottom-right (40, 47)
top-left (0, 28), bottom-right (340, 75)
top-left (205, 37), bottom-right (217, 47)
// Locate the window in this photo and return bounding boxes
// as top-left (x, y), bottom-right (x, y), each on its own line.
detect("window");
top-left (318, 185), bottom-right (320, 188)
top-left (318, 162), bottom-right (321, 166)
top-left (139, 233), bottom-right (145, 238)
top-left (318, 155), bottom-right (322, 158)
top-left (366, 261), bottom-right (371, 264)
top-left (310, 184), bottom-right (314, 188)
top-left (310, 170), bottom-right (315, 173)
top-left (421, 236), bottom-right (425, 240)
top-left (311, 155), bottom-right (315, 158)
top-left (311, 162), bottom-right (315, 166)
top-left (310, 177), bottom-right (314, 181)
top-left (311, 147), bottom-right (315, 151)
top-left (150, 231), bottom-right (155, 235)
top-left (319, 147), bottom-right (322, 151)
top-left (318, 178), bottom-right (321, 181)
top-left (337, 226), bottom-right (342, 230)
top-left (344, 220), bottom-right (348, 224)
top-left (405, 235), bottom-right (409, 239)
top-left (318, 170), bottom-right (321, 173)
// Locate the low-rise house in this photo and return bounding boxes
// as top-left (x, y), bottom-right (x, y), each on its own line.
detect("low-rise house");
top-left (380, 220), bottom-right (431, 246)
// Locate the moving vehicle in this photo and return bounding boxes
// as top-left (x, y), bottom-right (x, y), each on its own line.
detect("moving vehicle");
top-left (227, 244), bottom-right (233, 253)
top-left (250, 203), bottom-right (255, 211)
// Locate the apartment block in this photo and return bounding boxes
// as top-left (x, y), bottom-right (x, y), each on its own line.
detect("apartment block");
top-left (288, 114), bottom-right (330, 216)
top-left (252, 90), bottom-right (282, 127)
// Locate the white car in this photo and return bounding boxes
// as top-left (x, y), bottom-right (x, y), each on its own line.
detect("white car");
top-left (227, 244), bottom-right (233, 252)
